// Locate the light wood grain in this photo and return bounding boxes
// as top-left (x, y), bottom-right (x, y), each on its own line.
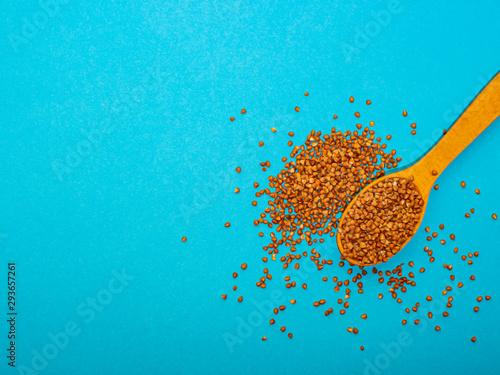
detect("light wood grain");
top-left (337, 71), bottom-right (500, 266)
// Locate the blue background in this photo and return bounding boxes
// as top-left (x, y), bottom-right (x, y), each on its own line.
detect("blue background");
top-left (1, 1), bottom-right (500, 374)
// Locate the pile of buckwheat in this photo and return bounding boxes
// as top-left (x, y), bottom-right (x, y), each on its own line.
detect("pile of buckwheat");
top-left (217, 94), bottom-right (495, 347)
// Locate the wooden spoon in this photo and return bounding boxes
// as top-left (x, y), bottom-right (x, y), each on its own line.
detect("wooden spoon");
top-left (337, 71), bottom-right (500, 266)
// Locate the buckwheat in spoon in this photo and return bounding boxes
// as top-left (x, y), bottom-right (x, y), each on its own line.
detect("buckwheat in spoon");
top-left (337, 72), bottom-right (500, 266)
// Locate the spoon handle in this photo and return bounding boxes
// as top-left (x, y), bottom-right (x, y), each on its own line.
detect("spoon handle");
top-left (415, 71), bottom-right (500, 183)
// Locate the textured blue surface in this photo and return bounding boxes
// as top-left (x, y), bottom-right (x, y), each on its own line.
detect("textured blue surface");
top-left (1, 1), bottom-right (500, 374)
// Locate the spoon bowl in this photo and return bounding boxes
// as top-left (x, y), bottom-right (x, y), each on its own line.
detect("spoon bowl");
top-left (337, 71), bottom-right (500, 266)
top-left (336, 168), bottom-right (429, 266)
